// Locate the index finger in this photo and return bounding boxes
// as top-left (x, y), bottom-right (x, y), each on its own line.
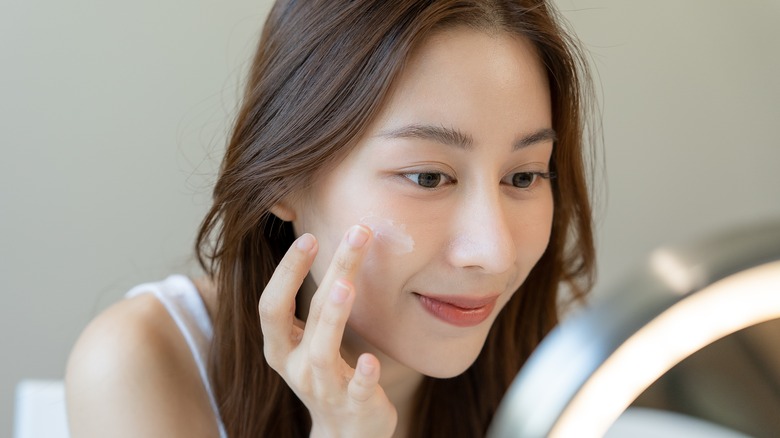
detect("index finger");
top-left (258, 233), bottom-right (318, 365)
top-left (305, 224), bottom-right (372, 328)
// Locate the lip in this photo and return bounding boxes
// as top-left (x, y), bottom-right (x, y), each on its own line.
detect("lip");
top-left (415, 293), bottom-right (500, 327)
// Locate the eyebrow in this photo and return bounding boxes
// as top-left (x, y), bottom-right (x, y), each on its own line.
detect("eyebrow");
top-left (377, 124), bottom-right (557, 151)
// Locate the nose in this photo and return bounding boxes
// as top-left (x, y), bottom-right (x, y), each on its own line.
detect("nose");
top-left (446, 188), bottom-right (516, 274)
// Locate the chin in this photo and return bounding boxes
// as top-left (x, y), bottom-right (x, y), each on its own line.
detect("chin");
top-left (423, 364), bottom-right (475, 379)
top-left (406, 345), bottom-right (483, 379)
top-left (347, 315), bottom-right (491, 379)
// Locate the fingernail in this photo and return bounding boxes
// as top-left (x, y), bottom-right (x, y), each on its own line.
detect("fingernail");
top-left (296, 233), bottom-right (315, 252)
top-left (329, 280), bottom-right (350, 304)
top-left (346, 225), bottom-right (369, 248)
top-left (358, 358), bottom-right (375, 375)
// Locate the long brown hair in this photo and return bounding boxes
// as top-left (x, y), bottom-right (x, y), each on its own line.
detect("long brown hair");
top-left (196, 0), bottom-right (596, 436)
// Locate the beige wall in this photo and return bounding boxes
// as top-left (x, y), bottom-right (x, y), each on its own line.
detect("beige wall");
top-left (564, 0), bottom-right (780, 289)
top-left (0, 1), bottom-right (271, 435)
top-left (2, 1), bottom-right (779, 436)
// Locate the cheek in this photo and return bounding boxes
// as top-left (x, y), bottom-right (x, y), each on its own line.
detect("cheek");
top-left (526, 195), bottom-right (554, 244)
top-left (510, 196), bottom-right (555, 275)
top-left (295, 208), bottom-right (350, 288)
top-left (363, 197), bottom-right (451, 257)
top-left (360, 216), bottom-right (415, 255)
top-left (303, 207), bottom-right (406, 288)
top-left (351, 214), bottom-right (433, 310)
top-left (533, 196), bottom-right (555, 246)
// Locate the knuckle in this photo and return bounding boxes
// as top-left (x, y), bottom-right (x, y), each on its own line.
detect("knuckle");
top-left (353, 374), bottom-right (374, 393)
top-left (334, 253), bottom-right (356, 274)
top-left (352, 374), bottom-right (370, 388)
top-left (286, 368), bottom-right (313, 396)
top-left (257, 298), bottom-right (279, 322)
top-left (263, 345), bottom-right (282, 370)
top-left (348, 385), bottom-right (373, 404)
top-left (308, 349), bottom-right (331, 371)
top-left (307, 296), bottom-right (322, 316)
top-left (290, 364), bottom-right (311, 387)
top-left (263, 354), bottom-right (278, 369)
top-left (319, 308), bottom-right (343, 328)
top-left (275, 259), bottom-right (297, 278)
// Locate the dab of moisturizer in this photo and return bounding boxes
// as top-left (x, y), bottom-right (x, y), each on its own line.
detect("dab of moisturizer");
top-left (360, 216), bottom-right (415, 254)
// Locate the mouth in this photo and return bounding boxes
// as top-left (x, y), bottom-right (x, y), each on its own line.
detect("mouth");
top-left (414, 292), bottom-right (500, 327)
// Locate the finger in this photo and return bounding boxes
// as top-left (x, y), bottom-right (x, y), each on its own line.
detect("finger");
top-left (347, 353), bottom-right (381, 404)
top-left (306, 224), bottom-right (371, 328)
top-left (259, 233), bottom-right (318, 366)
top-left (307, 280), bottom-right (354, 389)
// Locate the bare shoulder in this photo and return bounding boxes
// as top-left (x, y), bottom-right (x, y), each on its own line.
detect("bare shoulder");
top-left (66, 289), bottom-right (220, 438)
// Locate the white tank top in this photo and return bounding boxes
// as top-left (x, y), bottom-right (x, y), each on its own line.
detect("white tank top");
top-left (126, 275), bottom-right (228, 438)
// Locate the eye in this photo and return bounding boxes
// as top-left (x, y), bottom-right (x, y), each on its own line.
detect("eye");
top-left (512, 172), bottom-right (537, 188)
top-left (403, 172), bottom-right (449, 188)
top-left (505, 171), bottom-right (557, 189)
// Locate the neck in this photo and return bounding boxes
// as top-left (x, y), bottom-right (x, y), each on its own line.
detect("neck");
top-left (382, 361), bottom-right (424, 438)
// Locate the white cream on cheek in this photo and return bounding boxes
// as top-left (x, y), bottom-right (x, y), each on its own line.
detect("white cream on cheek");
top-left (359, 215), bottom-right (415, 255)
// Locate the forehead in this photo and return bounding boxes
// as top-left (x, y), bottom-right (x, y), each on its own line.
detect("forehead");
top-left (368, 27), bottom-right (551, 141)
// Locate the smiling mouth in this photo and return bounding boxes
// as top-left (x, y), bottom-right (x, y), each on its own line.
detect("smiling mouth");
top-left (414, 293), bottom-right (499, 327)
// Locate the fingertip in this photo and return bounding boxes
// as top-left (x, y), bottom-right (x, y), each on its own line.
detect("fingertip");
top-left (346, 224), bottom-right (371, 249)
top-left (357, 353), bottom-right (379, 377)
top-left (349, 353), bottom-right (381, 403)
top-left (295, 233), bottom-right (317, 253)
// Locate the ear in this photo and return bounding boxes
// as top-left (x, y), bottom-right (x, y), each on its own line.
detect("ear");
top-left (269, 200), bottom-right (296, 222)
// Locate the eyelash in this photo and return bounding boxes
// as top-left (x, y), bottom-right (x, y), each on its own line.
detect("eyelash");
top-left (401, 171), bottom-right (557, 190)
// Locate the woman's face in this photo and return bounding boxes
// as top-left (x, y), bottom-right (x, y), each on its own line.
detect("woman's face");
top-left (290, 28), bottom-right (554, 378)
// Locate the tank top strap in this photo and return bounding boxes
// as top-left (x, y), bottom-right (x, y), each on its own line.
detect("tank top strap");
top-left (126, 275), bottom-right (228, 438)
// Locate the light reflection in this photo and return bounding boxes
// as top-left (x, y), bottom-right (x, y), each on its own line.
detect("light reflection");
top-left (550, 260), bottom-right (780, 437)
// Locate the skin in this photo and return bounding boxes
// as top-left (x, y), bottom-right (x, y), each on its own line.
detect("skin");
top-left (265, 28), bottom-right (554, 438)
top-left (65, 27), bottom-right (553, 438)
top-left (65, 279), bottom-right (221, 438)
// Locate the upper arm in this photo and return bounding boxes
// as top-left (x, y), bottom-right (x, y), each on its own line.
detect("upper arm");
top-left (65, 294), bottom-right (220, 438)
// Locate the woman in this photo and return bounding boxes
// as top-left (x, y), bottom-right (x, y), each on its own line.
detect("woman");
top-left (66, 0), bottom-right (595, 437)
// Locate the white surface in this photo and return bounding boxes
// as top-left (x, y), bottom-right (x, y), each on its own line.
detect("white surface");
top-left (607, 407), bottom-right (751, 438)
top-left (14, 380), bottom-right (69, 438)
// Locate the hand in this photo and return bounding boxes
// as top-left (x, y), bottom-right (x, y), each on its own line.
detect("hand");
top-left (258, 225), bottom-right (398, 438)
